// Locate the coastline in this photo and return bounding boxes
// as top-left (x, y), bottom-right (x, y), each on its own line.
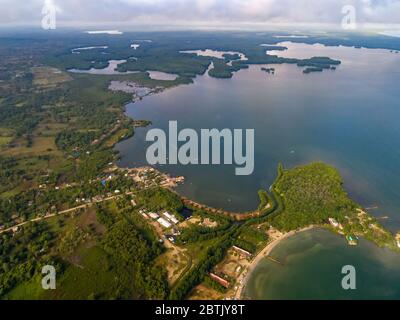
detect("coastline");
top-left (234, 225), bottom-right (316, 300)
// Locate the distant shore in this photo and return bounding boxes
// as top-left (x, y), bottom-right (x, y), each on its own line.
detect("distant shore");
top-left (235, 225), bottom-right (316, 300)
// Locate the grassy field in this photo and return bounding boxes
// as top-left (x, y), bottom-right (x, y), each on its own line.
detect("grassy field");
top-left (0, 136), bottom-right (12, 148)
top-left (31, 66), bottom-right (72, 89)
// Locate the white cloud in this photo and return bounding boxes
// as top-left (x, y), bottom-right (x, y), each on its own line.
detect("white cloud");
top-left (0, 0), bottom-right (399, 28)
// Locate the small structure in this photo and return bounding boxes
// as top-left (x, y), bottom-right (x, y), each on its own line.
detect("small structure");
top-left (232, 245), bottom-right (252, 259)
top-left (346, 235), bottom-right (358, 246)
top-left (158, 217), bottom-right (172, 229)
top-left (163, 212), bottom-right (179, 224)
top-left (168, 236), bottom-right (176, 243)
top-left (148, 212), bottom-right (160, 220)
top-left (328, 218), bottom-right (339, 228)
top-left (209, 273), bottom-right (230, 289)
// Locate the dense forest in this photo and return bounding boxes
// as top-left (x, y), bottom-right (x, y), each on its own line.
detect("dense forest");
top-left (270, 162), bottom-right (357, 231)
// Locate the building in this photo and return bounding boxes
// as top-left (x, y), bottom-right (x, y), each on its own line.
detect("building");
top-left (168, 236), bottom-right (176, 243)
top-left (158, 217), bottom-right (172, 229)
top-left (209, 273), bottom-right (230, 289)
top-left (149, 212), bottom-right (160, 220)
top-left (328, 218), bottom-right (339, 228)
top-left (232, 245), bottom-right (252, 259)
top-left (163, 212), bottom-right (179, 224)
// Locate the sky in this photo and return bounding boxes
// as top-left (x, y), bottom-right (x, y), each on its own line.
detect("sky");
top-left (0, 0), bottom-right (399, 30)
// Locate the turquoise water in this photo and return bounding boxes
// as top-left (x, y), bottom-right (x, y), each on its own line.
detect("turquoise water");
top-left (117, 42), bottom-right (400, 231)
top-left (243, 229), bottom-right (400, 300)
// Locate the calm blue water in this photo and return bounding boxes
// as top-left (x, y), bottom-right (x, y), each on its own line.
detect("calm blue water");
top-left (244, 228), bottom-right (400, 300)
top-left (116, 42), bottom-right (400, 231)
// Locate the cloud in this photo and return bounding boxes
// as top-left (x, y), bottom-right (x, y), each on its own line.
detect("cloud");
top-left (0, 0), bottom-right (399, 28)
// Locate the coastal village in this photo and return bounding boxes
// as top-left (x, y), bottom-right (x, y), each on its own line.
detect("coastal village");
top-left (0, 166), bottom-right (184, 235)
top-left (2, 161), bottom-right (400, 300)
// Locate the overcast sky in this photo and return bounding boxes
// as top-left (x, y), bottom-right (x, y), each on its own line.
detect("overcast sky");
top-left (1, 0), bottom-right (399, 29)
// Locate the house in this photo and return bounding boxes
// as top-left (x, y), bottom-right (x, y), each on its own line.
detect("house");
top-left (163, 212), bottom-right (179, 224)
top-left (149, 212), bottom-right (159, 220)
top-left (158, 218), bottom-right (172, 229)
top-left (328, 218), bottom-right (339, 228)
top-left (209, 273), bottom-right (230, 289)
top-left (142, 213), bottom-right (149, 219)
top-left (232, 245), bottom-right (252, 259)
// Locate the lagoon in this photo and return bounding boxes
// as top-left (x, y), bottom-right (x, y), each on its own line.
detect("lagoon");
top-left (68, 59), bottom-right (138, 75)
top-left (243, 228), bottom-right (400, 300)
top-left (116, 42), bottom-right (400, 232)
top-left (115, 41), bottom-right (400, 299)
top-left (68, 59), bottom-right (178, 80)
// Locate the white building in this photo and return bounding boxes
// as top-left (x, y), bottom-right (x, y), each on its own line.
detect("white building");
top-left (163, 212), bottom-right (179, 224)
top-left (149, 212), bottom-right (160, 220)
top-left (158, 218), bottom-right (172, 229)
top-left (328, 218), bottom-right (339, 228)
top-left (142, 213), bottom-right (149, 219)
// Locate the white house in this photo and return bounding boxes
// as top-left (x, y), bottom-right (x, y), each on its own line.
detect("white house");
top-left (163, 212), bottom-right (179, 224)
top-left (328, 218), bottom-right (339, 228)
top-left (149, 212), bottom-right (160, 220)
top-left (158, 218), bottom-right (172, 229)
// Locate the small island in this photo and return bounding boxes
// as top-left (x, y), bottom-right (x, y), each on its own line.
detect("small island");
top-left (261, 67), bottom-right (275, 74)
top-left (303, 67), bottom-right (323, 74)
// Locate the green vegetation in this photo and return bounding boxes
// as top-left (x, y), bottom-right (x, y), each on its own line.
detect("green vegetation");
top-left (234, 226), bottom-right (268, 254)
top-left (136, 187), bottom-right (184, 214)
top-left (0, 222), bottom-right (62, 297)
top-left (270, 162), bottom-right (357, 230)
top-left (208, 60), bottom-right (248, 79)
top-left (268, 163), bottom-right (396, 248)
top-left (257, 189), bottom-right (270, 211)
top-left (169, 229), bottom-right (236, 300)
top-left (1, 198), bottom-right (170, 300)
top-left (1, 30), bottom-right (399, 300)
top-left (203, 275), bottom-right (228, 293)
top-left (177, 211), bottom-right (233, 244)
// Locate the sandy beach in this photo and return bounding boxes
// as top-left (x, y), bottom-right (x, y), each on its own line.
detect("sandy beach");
top-left (234, 225), bottom-right (316, 300)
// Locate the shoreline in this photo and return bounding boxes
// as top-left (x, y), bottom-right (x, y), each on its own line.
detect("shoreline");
top-left (234, 225), bottom-right (316, 300)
